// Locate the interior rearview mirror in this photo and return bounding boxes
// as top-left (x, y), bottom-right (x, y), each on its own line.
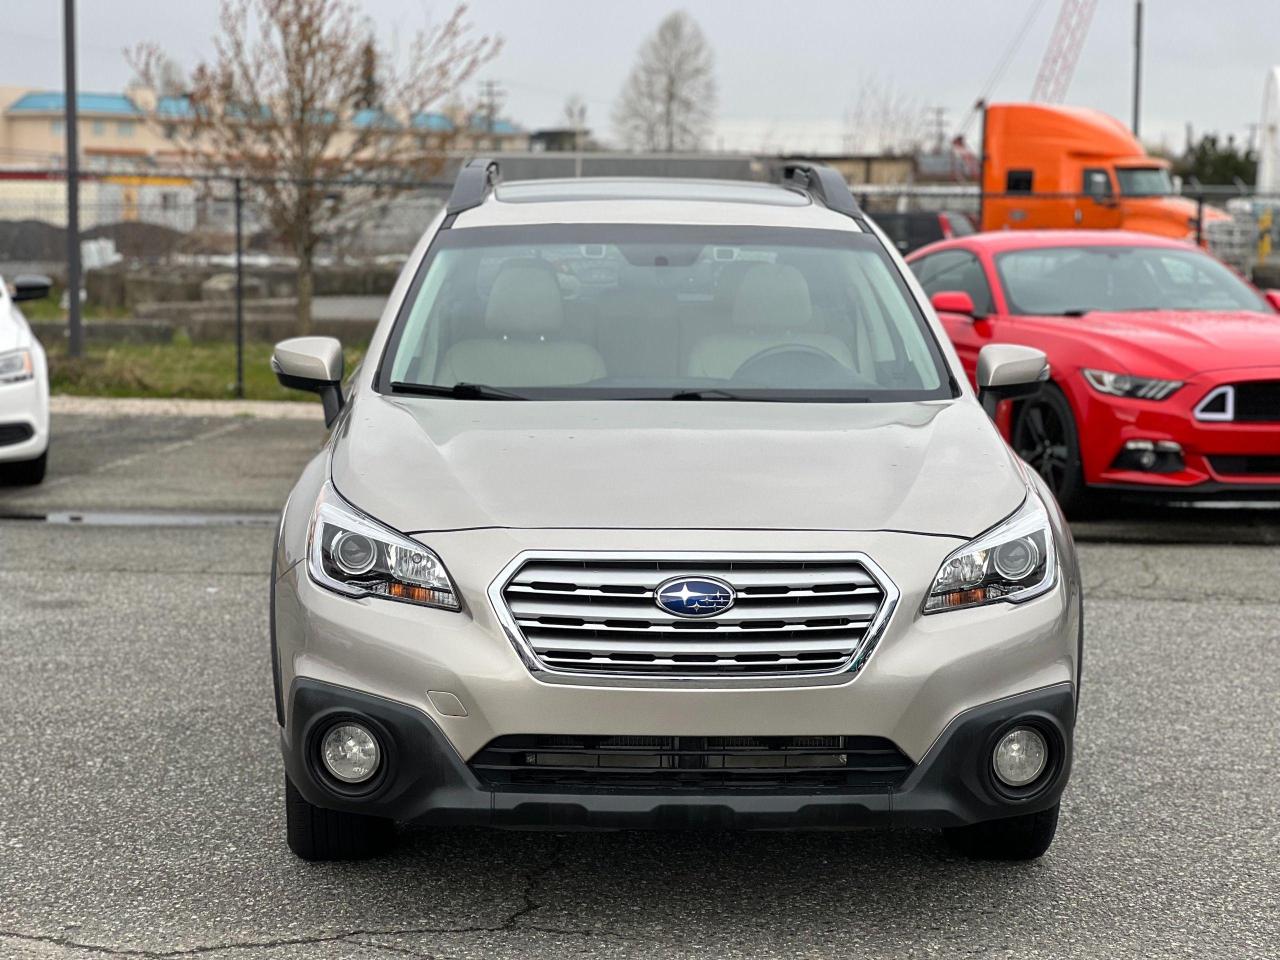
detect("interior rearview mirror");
top-left (272, 336), bottom-right (345, 427)
top-left (10, 275), bottom-right (53, 302)
top-left (930, 290), bottom-right (977, 318)
top-left (976, 343), bottom-right (1050, 418)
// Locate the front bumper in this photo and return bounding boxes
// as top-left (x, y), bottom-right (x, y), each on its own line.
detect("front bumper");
top-left (0, 362), bottom-right (49, 464)
top-left (283, 677), bottom-right (1075, 830)
top-left (1074, 366), bottom-right (1280, 494)
top-left (274, 519), bottom-right (1081, 830)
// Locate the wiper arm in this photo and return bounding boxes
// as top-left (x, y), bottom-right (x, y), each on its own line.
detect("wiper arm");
top-left (390, 381), bottom-right (528, 400)
top-left (668, 388), bottom-right (749, 400)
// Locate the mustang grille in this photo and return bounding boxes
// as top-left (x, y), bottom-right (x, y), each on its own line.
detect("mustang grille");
top-left (1232, 380), bottom-right (1280, 423)
top-left (470, 734), bottom-right (913, 791)
top-left (495, 555), bottom-right (892, 679)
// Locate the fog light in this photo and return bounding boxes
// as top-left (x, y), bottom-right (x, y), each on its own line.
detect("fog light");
top-left (320, 722), bottom-right (381, 783)
top-left (992, 726), bottom-right (1048, 787)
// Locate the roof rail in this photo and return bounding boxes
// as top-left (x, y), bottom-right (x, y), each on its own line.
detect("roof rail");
top-left (780, 162), bottom-right (863, 220)
top-left (445, 157), bottom-right (500, 217)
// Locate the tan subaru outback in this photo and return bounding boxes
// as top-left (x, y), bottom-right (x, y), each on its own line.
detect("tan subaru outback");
top-left (270, 161), bottom-right (1082, 862)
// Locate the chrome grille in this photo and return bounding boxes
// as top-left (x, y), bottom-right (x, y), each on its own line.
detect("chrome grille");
top-left (492, 553), bottom-right (895, 680)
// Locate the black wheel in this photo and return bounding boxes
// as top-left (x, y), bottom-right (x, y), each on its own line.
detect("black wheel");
top-left (943, 803), bottom-right (1060, 861)
top-left (0, 448), bottom-right (47, 486)
top-left (285, 776), bottom-right (396, 861)
top-left (1011, 385), bottom-right (1086, 513)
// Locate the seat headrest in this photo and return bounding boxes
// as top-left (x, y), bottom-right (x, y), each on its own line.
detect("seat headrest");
top-left (485, 259), bottom-right (564, 336)
top-left (731, 263), bottom-right (813, 331)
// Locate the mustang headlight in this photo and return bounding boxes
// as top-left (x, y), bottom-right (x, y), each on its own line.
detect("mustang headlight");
top-left (0, 349), bottom-right (33, 384)
top-left (308, 482), bottom-right (459, 610)
top-left (924, 493), bottom-right (1057, 614)
top-left (1082, 368), bottom-right (1182, 400)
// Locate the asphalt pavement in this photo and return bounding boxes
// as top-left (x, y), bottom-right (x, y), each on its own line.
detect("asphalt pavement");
top-left (1, 409), bottom-right (1277, 958)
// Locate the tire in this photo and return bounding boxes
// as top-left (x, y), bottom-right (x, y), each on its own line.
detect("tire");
top-left (285, 776), bottom-right (396, 861)
top-left (1011, 384), bottom-right (1088, 514)
top-left (0, 448), bottom-right (47, 486)
top-left (943, 803), bottom-right (1060, 861)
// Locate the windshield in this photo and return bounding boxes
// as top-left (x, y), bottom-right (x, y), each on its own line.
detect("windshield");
top-left (1115, 167), bottom-right (1173, 197)
top-left (380, 225), bottom-right (952, 401)
top-left (996, 245), bottom-right (1267, 315)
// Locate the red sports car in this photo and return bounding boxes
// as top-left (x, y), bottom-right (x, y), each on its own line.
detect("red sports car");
top-left (906, 230), bottom-right (1280, 511)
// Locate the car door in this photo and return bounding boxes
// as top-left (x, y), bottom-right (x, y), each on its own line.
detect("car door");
top-left (909, 248), bottom-right (998, 382)
top-left (1078, 168), bottom-right (1123, 229)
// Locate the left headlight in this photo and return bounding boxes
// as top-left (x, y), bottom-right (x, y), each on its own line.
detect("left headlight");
top-left (0, 349), bottom-right (33, 384)
top-left (924, 492), bottom-right (1057, 614)
top-left (1082, 368), bottom-right (1182, 400)
top-left (308, 482), bottom-right (460, 611)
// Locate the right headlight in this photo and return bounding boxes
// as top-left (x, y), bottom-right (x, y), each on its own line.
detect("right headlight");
top-left (1082, 368), bottom-right (1182, 400)
top-left (308, 482), bottom-right (460, 611)
top-left (0, 349), bottom-right (33, 384)
top-left (923, 493), bottom-right (1057, 614)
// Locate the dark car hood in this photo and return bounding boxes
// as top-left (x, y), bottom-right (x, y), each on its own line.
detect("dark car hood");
top-left (330, 394), bottom-right (1025, 538)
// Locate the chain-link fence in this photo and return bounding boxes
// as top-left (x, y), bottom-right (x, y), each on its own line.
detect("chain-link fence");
top-left (3, 167), bottom-right (1280, 399)
top-left (0, 170), bottom-right (451, 397)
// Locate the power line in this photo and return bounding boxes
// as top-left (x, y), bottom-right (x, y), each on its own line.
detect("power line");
top-left (958, 0), bottom-right (1048, 138)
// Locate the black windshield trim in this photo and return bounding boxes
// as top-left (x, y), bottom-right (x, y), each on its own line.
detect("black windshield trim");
top-left (374, 223), bottom-right (957, 402)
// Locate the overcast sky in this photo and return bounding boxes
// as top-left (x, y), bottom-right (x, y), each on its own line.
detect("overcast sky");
top-left (6, 0), bottom-right (1278, 152)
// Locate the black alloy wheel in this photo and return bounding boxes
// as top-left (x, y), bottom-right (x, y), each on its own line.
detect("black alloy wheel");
top-left (1011, 384), bottom-right (1086, 513)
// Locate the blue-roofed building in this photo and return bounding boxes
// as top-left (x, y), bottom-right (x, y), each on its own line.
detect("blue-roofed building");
top-left (0, 85), bottom-right (165, 170)
top-left (0, 85), bottom-right (529, 172)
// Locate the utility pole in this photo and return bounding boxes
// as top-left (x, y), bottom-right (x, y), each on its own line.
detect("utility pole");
top-left (63, 0), bottom-right (83, 357)
top-left (1132, 0), bottom-right (1144, 138)
top-left (478, 79), bottom-right (504, 140)
top-left (927, 106), bottom-right (948, 152)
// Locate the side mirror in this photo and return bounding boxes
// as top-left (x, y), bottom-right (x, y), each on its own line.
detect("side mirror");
top-left (1265, 289), bottom-right (1280, 312)
top-left (272, 336), bottom-right (345, 427)
top-left (930, 290), bottom-right (977, 318)
top-left (10, 275), bottom-right (53, 302)
top-left (976, 343), bottom-right (1050, 417)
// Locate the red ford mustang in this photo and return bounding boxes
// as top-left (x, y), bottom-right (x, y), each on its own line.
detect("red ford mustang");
top-left (906, 230), bottom-right (1280, 511)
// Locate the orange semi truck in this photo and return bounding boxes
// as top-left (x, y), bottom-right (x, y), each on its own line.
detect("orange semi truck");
top-left (980, 103), bottom-right (1223, 240)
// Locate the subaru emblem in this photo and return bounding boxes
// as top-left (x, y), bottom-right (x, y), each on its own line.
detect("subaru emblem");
top-left (654, 576), bottom-right (736, 618)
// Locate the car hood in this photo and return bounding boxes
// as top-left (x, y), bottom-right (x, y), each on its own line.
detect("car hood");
top-left (330, 394), bottom-right (1024, 538)
top-left (1023, 309), bottom-right (1280, 377)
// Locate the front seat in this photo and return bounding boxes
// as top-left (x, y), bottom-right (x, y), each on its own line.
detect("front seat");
top-left (437, 260), bottom-right (607, 387)
top-left (684, 263), bottom-right (854, 380)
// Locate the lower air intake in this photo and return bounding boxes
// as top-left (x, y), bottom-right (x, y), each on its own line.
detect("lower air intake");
top-left (470, 734), bottom-right (913, 792)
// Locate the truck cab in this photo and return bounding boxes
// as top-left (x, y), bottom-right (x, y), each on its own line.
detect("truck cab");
top-left (980, 103), bottom-right (1221, 241)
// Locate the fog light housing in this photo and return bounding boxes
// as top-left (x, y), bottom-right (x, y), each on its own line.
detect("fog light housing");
top-left (992, 726), bottom-right (1048, 788)
top-left (320, 722), bottom-right (381, 783)
top-left (1111, 439), bottom-right (1184, 474)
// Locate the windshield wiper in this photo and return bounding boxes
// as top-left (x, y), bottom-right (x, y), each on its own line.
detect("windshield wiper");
top-left (668, 388), bottom-right (751, 400)
top-left (667, 388), bottom-right (870, 402)
top-left (390, 381), bottom-right (528, 400)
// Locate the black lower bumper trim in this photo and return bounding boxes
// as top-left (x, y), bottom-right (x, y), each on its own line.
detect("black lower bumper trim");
top-left (282, 679), bottom-right (1075, 831)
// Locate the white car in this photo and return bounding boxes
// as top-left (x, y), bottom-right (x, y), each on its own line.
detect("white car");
top-left (0, 275), bottom-right (52, 485)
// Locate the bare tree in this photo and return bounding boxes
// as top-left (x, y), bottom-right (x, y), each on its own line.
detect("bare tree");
top-left (613, 11), bottom-right (716, 152)
top-left (129, 0), bottom-right (500, 332)
top-left (842, 75), bottom-right (927, 155)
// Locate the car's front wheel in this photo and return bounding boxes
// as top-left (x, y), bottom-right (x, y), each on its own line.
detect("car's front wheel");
top-left (1012, 385), bottom-right (1086, 513)
top-left (284, 776), bottom-right (396, 861)
top-left (943, 803), bottom-right (1060, 860)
